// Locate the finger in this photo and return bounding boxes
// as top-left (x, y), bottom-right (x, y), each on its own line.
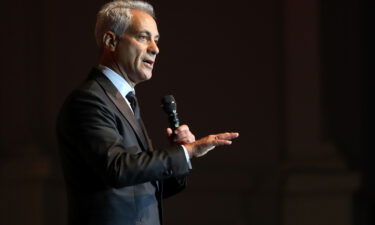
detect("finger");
top-left (180, 134), bottom-right (195, 143)
top-left (174, 134), bottom-right (188, 141)
top-left (175, 137), bottom-right (195, 144)
top-left (174, 124), bottom-right (189, 134)
top-left (215, 132), bottom-right (239, 140)
top-left (174, 130), bottom-right (190, 140)
top-left (166, 128), bottom-right (173, 136)
top-left (213, 139), bottom-right (232, 146)
top-left (174, 133), bottom-right (194, 142)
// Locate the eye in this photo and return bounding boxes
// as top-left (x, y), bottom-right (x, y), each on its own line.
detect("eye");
top-left (138, 35), bottom-right (149, 42)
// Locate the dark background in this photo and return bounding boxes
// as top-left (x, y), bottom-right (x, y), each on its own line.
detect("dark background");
top-left (0, 0), bottom-right (371, 224)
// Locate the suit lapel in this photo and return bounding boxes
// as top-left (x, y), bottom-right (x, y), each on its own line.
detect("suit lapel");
top-left (91, 69), bottom-right (149, 151)
top-left (138, 117), bottom-right (155, 152)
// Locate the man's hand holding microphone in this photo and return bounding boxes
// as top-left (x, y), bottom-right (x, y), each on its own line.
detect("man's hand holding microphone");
top-left (163, 95), bottom-right (239, 159)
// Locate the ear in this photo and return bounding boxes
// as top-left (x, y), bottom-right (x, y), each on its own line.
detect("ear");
top-left (102, 31), bottom-right (118, 52)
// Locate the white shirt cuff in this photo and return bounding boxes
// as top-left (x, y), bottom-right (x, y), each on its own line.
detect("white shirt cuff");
top-left (181, 145), bottom-right (192, 169)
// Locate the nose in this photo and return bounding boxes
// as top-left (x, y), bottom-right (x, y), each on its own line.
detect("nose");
top-left (148, 40), bottom-right (159, 56)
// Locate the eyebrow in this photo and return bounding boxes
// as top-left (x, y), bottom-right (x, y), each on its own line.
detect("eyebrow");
top-left (139, 30), bottom-right (160, 39)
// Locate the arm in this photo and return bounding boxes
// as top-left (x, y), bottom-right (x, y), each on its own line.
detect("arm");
top-left (161, 125), bottom-right (239, 198)
top-left (57, 89), bottom-right (190, 188)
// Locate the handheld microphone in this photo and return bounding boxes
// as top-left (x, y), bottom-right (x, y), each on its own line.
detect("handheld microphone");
top-left (161, 95), bottom-right (180, 131)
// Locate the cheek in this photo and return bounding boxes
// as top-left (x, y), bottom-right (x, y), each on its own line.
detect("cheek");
top-left (132, 44), bottom-right (146, 60)
top-left (134, 52), bottom-right (146, 68)
top-left (127, 49), bottom-right (140, 64)
top-left (119, 42), bottom-right (146, 68)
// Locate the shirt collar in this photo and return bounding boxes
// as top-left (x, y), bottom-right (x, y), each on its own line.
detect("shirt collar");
top-left (98, 65), bottom-right (134, 100)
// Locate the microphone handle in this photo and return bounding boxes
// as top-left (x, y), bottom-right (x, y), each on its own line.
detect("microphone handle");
top-left (168, 111), bottom-right (180, 131)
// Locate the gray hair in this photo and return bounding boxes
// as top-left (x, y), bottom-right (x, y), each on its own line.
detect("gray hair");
top-left (95, 0), bottom-right (155, 48)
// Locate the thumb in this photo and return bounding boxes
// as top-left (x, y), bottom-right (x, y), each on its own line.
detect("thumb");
top-left (166, 128), bottom-right (173, 137)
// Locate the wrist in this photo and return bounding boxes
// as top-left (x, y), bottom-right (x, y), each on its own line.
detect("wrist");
top-left (183, 144), bottom-right (194, 158)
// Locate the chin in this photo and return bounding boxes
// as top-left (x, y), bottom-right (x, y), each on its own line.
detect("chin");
top-left (135, 73), bottom-right (152, 84)
top-left (142, 71), bottom-right (153, 80)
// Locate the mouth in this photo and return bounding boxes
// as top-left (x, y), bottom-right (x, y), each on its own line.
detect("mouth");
top-left (143, 59), bottom-right (154, 69)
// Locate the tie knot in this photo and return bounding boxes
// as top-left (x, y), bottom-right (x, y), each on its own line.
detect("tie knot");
top-left (126, 91), bottom-right (136, 100)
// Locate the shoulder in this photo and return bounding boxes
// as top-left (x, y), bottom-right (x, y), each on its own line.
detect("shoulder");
top-left (65, 68), bottom-right (109, 105)
top-left (58, 69), bottom-right (114, 118)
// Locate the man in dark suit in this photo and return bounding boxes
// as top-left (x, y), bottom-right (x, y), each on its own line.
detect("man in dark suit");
top-left (57, 1), bottom-right (239, 225)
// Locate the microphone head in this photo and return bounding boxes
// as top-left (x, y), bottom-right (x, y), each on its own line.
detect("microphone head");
top-left (161, 95), bottom-right (177, 113)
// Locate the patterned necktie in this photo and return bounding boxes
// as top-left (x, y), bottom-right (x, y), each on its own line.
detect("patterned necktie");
top-left (126, 91), bottom-right (140, 120)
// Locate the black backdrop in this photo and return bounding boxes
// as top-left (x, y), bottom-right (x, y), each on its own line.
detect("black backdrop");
top-left (0, 0), bottom-right (370, 224)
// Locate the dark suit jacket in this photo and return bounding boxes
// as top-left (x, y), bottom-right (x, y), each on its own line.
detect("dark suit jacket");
top-left (57, 68), bottom-right (190, 225)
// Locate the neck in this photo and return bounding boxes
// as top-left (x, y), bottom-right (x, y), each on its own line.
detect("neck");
top-left (99, 55), bottom-right (136, 88)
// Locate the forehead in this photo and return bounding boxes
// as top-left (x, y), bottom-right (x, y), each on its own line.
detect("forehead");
top-left (127, 9), bottom-right (159, 36)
